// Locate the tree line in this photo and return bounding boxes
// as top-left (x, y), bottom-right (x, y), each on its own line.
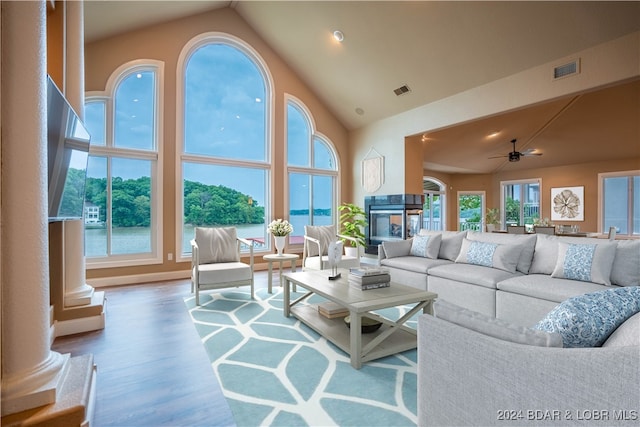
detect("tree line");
top-left (73, 171), bottom-right (265, 227)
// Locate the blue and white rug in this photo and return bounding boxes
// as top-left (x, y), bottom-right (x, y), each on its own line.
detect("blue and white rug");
top-left (184, 288), bottom-right (419, 427)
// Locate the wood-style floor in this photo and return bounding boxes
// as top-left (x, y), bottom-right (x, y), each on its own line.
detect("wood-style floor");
top-left (51, 271), bottom-right (275, 426)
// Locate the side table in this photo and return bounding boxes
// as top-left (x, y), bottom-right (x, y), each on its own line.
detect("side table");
top-left (263, 253), bottom-right (299, 293)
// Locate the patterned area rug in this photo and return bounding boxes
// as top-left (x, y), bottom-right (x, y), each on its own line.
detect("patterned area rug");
top-left (184, 288), bottom-right (419, 427)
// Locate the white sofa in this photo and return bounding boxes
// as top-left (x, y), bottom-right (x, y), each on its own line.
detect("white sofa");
top-left (379, 230), bottom-right (640, 326)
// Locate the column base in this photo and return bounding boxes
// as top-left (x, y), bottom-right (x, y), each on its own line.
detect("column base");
top-left (64, 283), bottom-right (95, 307)
top-left (1, 354), bottom-right (96, 427)
top-left (54, 291), bottom-right (106, 338)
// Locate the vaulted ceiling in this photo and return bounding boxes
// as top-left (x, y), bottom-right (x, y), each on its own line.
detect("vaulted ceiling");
top-left (83, 1), bottom-right (640, 173)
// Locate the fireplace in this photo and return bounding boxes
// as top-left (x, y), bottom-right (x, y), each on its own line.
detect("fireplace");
top-left (365, 194), bottom-right (424, 255)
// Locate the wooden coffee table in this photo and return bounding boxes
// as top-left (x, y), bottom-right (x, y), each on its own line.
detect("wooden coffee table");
top-left (283, 268), bottom-right (437, 369)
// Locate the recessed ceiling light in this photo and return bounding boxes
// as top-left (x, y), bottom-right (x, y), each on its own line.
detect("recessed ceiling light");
top-left (333, 30), bottom-right (344, 42)
top-left (355, 107), bottom-right (364, 115)
top-left (487, 131), bottom-right (501, 138)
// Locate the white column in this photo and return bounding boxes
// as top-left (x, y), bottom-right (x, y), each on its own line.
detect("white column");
top-left (62, 0), bottom-right (95, 307)
top-left (64, 0), bottom-right (85, 119)
top-left (1, 0), bottom-right (69, 416)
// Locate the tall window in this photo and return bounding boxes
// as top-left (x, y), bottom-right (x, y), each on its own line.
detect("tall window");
top-left (600, 171), bottom-right (639, 236)
top-left (423, 177), bottom-right (445, 231)
top-left (178, 35), bottom-right (271, 257)
top-left (457, 191), bottom-right (485, 231)
top-left (287, 98), bottom-right (338, 245)
top-left (84, 62), bottom-right (163, 267)
top-left (501, 179), bottom-right (541, 227)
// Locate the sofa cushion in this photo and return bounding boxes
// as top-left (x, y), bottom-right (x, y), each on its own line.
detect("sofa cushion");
top-left (530, 235), bottom-right (604, 275)
top-left (533, 286), bottom-right (640, 348)
top-left (497, 274), bottom-right (610, 303)
top-left (455, 238), bottom-right (523, 273)
top-left (466, 231), bottom-right (537, 274)
top-left (602, 311), bottom-right (640, 347)
top-left (380, 256), bottom-right (451, 274)
top-left (419, 230), bottom-right (466, 261)
top-left (195, 226), bottom-right (239, 263)
top-left (611, 240), bottom-right (640, 287)
top-left (429, 263), bottom-right (519, 290)
top-left (434, 300), bottom-right (563, 347)
top-left (551, 241), bottom-right (616, 285)
top-left (410, 233), bottom-right (442, 259)
top-left (381, 239), bottom-right (412, 258)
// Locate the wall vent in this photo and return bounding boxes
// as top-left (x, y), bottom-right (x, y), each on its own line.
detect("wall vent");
top-left (553, 59), bottom-right (580, 80)
top-left (393, 84), bottom-right (411, 96)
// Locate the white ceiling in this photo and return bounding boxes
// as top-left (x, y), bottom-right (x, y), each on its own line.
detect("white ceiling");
top-left (83, 1), bottom-right (640, 173)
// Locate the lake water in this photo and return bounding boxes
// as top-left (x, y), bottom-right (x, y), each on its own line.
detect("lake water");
top-left (85, 214), bottom-right (332, 257)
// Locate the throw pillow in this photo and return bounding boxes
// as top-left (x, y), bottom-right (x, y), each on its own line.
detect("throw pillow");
top-left (610, 240), bottom-right (640, 287)
top-left (410, 233), bottom-right (442, 259)
top-left (434, 300), bottom-right (562, 347)
top-left (533, 286), bottom-right (640, 348)
top-left (382, 239), bottom-right (412, 258)
top-left (304, 225), bottom-right (335, 256)
top-left (602, 311), bottom-right (640, 347)
top-left (455, 238), bottom-right (523, 273)
top-left (195, 227), bottom-right (240, 264)
top-left (420, 230), bottom-right (466, 261)
top-left (467, 231), bottom-right (537, 274)
top-left (551, 241), bottom-right (616, 285)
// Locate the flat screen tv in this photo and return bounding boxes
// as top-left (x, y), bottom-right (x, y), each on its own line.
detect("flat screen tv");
top-left (47, 76), bottom-right (91, 220)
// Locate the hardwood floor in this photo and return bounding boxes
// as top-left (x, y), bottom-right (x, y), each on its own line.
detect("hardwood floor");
top-left (51, 271), bottom-right (274, 426)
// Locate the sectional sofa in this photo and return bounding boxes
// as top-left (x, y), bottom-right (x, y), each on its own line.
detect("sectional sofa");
top-left (378, 230), bottom-right (640, 326)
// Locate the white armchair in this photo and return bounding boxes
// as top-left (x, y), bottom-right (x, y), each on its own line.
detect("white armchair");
top-left (190, 226), bottom-right (254, 305)
top-left (302, 224), bottom-right (360, 271)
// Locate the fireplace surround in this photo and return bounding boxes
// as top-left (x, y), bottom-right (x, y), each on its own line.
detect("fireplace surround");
top-left (365, 194), bottom-right (424, 255)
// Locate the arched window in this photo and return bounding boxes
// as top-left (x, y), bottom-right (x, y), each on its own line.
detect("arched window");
top-left (177, 33), bottom-right (272, 257)
top-left (84, 61), bottom-right (163, 267)
top-left (286, 97), bottom-right (338, 245)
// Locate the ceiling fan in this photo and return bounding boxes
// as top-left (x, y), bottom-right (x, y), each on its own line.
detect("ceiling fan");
top-left (489, 138), bottom-right (542, 162)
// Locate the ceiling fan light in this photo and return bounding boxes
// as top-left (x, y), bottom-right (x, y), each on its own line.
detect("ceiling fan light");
top-left (333, 30), bottom-right (344, 42)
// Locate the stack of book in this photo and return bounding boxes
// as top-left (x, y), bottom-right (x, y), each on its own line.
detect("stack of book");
top-left (348, 267), bottom-right (391, 290)
top-left (318, 301), bottom-right (349, 319)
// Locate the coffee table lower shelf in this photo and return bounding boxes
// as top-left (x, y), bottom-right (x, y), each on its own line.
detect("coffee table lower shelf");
top-left (290, 304), bottom-right (419, 366)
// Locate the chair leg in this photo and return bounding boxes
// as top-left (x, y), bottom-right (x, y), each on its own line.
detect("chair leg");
top-left (195, 287), bottom-right (200, 306)
top-left (250, 279), bottom-right (255, 299)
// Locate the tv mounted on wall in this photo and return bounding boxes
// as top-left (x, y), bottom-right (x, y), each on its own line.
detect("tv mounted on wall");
top-left (47, 76), bottom-right (91, 220)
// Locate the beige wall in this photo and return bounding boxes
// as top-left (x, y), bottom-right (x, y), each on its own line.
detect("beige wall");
top-left (84, 8), bottom-right (349, 280)
top-left (426, 156), bottom-right (640, 232)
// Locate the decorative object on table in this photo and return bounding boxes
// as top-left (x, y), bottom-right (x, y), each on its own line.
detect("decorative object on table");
top-left (344, 315), bottom-right (383, 333)
top-left (485, 208), bottom-right (501, 232)
top-left (551, 186), bottom-right (584, 221)
top-left (361, 147), bottom-right (384, 193)
top-left (338, 202), bottom-right (367, 258)
top-left (318, 301), bottom-right (349, 319)
top-left (327, 240), bottom-right (343, 280)
top-left (348, 267), bottom-right (390, 290)
top-left (267, 218), bottom-right (293, 256)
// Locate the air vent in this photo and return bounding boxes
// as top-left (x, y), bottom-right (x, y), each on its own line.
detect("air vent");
top-left (393, 84), bottom-right (411, 96)
top-left (553, 59), bottom-right (580, 80)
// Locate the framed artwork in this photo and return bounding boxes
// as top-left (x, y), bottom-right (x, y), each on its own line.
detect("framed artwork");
top-left (551, 186), bottom-right (584, 221)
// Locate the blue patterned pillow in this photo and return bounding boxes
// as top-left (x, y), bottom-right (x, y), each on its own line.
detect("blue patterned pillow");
top-left (455, 238), bottom-right (523, 273)
top-left (533, 286), bottom-right (640, 348)
top-left (410, 234), bottom-right (441, 258)
top-left (551, 241), bottom-right (616, 285)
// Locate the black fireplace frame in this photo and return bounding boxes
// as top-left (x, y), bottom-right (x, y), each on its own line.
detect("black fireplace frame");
top-left (365, 194), bottom-right (424, 255)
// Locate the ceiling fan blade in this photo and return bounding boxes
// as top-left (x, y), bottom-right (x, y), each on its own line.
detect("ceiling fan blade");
top-left (488, 155), bottom-right (508, 159)
top-left (521, 152), bottom-right (543, 157)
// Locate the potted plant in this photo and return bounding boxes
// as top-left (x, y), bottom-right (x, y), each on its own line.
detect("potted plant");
top-left (338, 202), bottom-right (367, 257)
top-left (485, 208), bottom-right (501, 232)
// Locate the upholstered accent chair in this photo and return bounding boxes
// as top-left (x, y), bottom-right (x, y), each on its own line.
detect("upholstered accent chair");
top-left (190, 226), bottom-right (254, 305)
top-left (302, 224), bottom-right (360, 271)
